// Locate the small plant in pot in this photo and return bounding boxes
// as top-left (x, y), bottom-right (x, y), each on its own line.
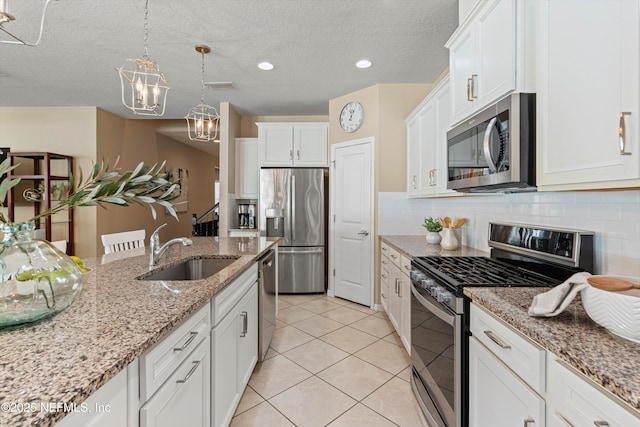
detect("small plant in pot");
top-left (422, 217), bottom-right (443, 244)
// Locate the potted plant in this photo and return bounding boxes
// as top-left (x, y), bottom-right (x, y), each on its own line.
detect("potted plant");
top-left (0, 157), bottom-right (181, 329)
top-left (422, 217), bottom-right (443, 244)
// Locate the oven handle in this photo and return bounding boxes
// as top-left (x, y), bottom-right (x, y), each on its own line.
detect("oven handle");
top-left (411, 283), bottom-right (455, 326)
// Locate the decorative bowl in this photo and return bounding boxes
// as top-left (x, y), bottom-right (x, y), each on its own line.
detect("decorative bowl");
top-left (580, 277), bottom-right (640, 344)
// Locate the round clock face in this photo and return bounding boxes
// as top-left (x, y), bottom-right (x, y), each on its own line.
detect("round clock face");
top-left (340, 101), bottom-right (364, 132)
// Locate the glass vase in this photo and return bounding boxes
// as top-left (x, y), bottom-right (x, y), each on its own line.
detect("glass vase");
top-left (0, 222), bottom-right (83, 329)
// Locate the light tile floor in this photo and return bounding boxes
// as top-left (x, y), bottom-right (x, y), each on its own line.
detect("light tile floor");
top-left (231, 294), bottom-right (429, 427)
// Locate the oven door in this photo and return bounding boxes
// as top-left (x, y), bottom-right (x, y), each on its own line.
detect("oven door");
top-left (411, 282), bottom-right (462, 427)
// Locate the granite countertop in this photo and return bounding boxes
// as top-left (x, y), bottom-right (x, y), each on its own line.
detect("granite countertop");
top-left (0, 236), bottom-right (278, 427)
top-left (465, 287), bottom-right (640, 413)
top-left (380, 234), bottom-right (490, 258)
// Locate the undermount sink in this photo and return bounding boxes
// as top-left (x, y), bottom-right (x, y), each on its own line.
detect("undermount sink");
top-left (137, 257), bottom-right (239, 281)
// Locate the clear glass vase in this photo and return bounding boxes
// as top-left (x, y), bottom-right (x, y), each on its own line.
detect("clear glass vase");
top-left (0, 222), bottom-right (83, 329)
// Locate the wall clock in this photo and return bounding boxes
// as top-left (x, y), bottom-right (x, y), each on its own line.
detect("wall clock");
top-left (339, 101), bottom-right (364, 133)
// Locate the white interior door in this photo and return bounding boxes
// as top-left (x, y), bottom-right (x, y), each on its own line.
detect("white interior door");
top-left (330, 138), bottom-right (373, 307)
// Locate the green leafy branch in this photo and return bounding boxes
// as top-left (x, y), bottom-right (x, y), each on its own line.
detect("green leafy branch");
top-left (0, 157), bottom-right (181, 224)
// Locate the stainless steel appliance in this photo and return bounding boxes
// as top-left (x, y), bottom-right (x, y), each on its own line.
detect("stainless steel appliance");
top-left (237, 203), bottom-right (256, 229)
top-left (259, 168), bottom-right (325, 293)
top-left (410, 223), bottom-right (594, 427)
top-left (447, 93), bottom-right (536, 193)
top-left (257, 249), bottom-right (276, 361)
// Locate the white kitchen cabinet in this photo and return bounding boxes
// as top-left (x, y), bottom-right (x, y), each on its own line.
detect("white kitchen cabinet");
top-left (235, 138), bottom-right (259, 199)
top-left (536, 0), bottom-right (640, 190)
top-left (547, 356), bottom-right (640, 427)
top-left (257, 122), bottom-right (329, 167)
top-left (386, 246), bottom-right (402, 333)
top-left (212, 265), bottom-right (258, 427)
top-left (469, 337), bottom-right (546, 427)
top-left (56, 367), bottom-right (131, 427)
top-left (446, 0), bottom-right (536, 126)
top-left (140, 337), bottom-right (210, 427)
top-left (399, 255), bottom-right (412, 353)
top-left (380, 243), bottom-right (390, 312)
top-left (406, 76), bottom-right (456, 198)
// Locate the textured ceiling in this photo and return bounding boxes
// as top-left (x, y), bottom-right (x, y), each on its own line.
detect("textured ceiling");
top-left (0, 0), bottom-right (458, 153)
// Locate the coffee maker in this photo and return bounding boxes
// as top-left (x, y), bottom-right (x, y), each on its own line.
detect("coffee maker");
top-left (237, 203), bottom-right (256, 229)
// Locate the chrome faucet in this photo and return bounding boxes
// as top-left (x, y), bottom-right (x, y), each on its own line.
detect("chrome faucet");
top-left (149, 223), bottom-right (193, 266)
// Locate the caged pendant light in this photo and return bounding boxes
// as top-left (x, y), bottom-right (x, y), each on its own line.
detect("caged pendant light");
top-left (185, 45), bottom-right (220, 142)
top-left (0, 0), bottom-right (57, 46)
top-left (116, 0), bottom-right (169, 116)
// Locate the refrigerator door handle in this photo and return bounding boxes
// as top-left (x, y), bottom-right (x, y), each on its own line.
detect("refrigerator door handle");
top-left (291, 174), bottom-right (296, 242)
top-left (278, 247), bottom-right (323, 254)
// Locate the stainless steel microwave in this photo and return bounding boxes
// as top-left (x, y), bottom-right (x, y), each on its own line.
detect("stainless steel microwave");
top-left (446, 93), bottom-right (536, 192)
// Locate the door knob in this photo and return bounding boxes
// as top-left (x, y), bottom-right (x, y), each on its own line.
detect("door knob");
top-left (357, 230), bottom-right (369, 236)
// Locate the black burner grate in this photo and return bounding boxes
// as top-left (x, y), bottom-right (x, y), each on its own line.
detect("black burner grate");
top-left (413, 256), bottom-right (561, 288)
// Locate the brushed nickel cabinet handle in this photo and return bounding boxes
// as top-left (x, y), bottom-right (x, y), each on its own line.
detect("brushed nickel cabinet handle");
top-left (240, 311), bottom-right (248, 337)
top-left (467, 78), bottom-right (473, 101)
top-left (484, 330), bottom-right (511, 349)
top-left (176, 361), bottom-right (201, 384)
top-left (593, 422), bottom-right (610, 427)
top-left (619, 112), bottom-right (632, 155)
top-left (296, 149), bottom-right (300, 160)
top-left (290, 149), bottom-right (294, 160)
top-left (174, 331), bottom-right (198, 352)
top-left (471, 74), bottom-right (478, 99)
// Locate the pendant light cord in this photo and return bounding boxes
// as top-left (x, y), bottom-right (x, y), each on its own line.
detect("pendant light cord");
top-left (200, 51), bottom-right (206, 105)
top-left (142, 0), bottom-right (149, 60)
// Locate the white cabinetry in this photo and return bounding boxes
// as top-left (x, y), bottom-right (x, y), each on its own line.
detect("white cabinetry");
top-left (446, 0), bottom-right (535, 126)
top-left (379, 241), bottom-right (410, 354)
top-left (212, 264), bottom-right (258, 427)
top-left (406, 76), bottom-right (455, 198)
top-left (536, 0), bottom-right (640, 190)
top-left (257, 122), bottom-right (328, 167)
top-left (547, 357), bottom-right (639, 427)
top-left (56, 367), bottom-right (131, 427)
top-left (235, 138), bottom-right (259, 199)
top-left (139, 304), bottom-right (211, 427)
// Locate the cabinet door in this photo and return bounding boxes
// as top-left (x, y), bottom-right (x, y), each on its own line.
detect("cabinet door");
top-left (475, 0), bottom-right (516, 109)
top-left (537, 0), bottom-right (640, 189)
top-left (469, 337), bottom-right (545, 427)
top-left (547, 356), bottom-right (639, 427)
top-left (406, 114), bottom-right (422, 197)
top-left (293, 124), bottom-right (328, 166)
top-left (387, 264), bottom-right (402, 334)
top-left (418, 101), bottom-right (436, 196)
top-left (141, 337), bottom-right (211, 427)
top-left (434, 78), bottom-right (455, 195)
top-left (237, 282), bottom-right (258, 390)
top-left (212, 303), bottom-right (240, 427)
top-left (260, 124), bottom-right (294, 166)
top-left (449, 23), bottom-right (477, 125)
top-left (400, 272), bottom-right (411, 353)
top-left (235, 138), bottom-right (259, 199)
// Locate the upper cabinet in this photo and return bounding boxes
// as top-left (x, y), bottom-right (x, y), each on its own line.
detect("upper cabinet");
top-left (235, 138), bottom-right (259, 199)
top-left (446, 0), bottom-right (536, 126)
top-left (406, 76), bottom-right (456, 198)
top-left (536, 0), bottom-right (640, 190)
top-left (257, 122), bottom-right (329, 167)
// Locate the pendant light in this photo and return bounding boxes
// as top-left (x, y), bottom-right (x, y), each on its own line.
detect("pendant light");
top-left (116, 0), bottom-right (169, 116)
top-left (0, 0), bottom-right (57, 46)
top-left (185, 45), bottom-right (220, 142)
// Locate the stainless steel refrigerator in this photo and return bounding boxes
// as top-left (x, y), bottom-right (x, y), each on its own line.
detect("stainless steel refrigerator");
top-left (259, 168), bottom-right (325, 293)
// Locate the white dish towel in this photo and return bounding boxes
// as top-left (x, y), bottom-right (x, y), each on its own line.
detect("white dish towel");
top-left (528, 272), bottom-right (592, 317)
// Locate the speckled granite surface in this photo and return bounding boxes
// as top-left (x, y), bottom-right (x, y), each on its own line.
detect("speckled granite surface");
top-left (0, 236), bottom-right (277, 427)
top-left (465, 287), bottom-right (640, 413)
top-left (380, 235), bottom-right (489, 258)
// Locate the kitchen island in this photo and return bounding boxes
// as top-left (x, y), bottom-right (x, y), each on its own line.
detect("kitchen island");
top-left (0, 236), bottom-right (277, 427)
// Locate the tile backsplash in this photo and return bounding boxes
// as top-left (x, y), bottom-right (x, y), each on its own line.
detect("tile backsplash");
top-left (378, 191), bottom-right (640, 276)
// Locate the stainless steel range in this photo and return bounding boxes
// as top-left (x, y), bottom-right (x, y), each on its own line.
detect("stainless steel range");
top-left (409, 223), bottom-right (594, 427)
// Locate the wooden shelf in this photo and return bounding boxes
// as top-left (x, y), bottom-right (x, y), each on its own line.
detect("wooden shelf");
top-left (7, 152), bottom-right (74, 254)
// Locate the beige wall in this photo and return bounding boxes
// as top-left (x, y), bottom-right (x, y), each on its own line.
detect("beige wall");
top-left (0, 107), bottom-right (99, 257)
top-left (328, 83), bottom-right (433, 305)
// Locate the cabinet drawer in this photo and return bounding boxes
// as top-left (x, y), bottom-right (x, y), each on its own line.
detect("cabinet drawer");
top-left (381, 254), bottom-right (390, 274)
top-left (140, 303), bottom-right (210, 402)
top-left (388, 246), bottom-right (401, 267)
top-left (470, 303), bottom-right (545, 394)
top-left (212, 264), bottom-right (258, 326)
top-left (400, 254), bottom-right (412, 278)
top-left (548, 356), bottom-right (639, 427)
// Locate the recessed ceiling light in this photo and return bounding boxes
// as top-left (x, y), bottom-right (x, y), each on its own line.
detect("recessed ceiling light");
top-left (258, 62), bottom-right (274, 71)
top-left (356, 59), bottom-right (372, 69)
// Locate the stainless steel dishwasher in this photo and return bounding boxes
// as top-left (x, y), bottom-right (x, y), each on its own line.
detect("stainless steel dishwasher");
top-left (257, 249), bottom-right (276, 361)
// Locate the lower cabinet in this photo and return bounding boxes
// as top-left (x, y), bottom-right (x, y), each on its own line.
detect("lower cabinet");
top-left (212, 265), bottom-right (259, 427)
top-left (379, 240), bottom-right (411, 354)
top-left (140, 337), bottom-right (211, 427)
top-left (469, 337), bottom-right (545, 427)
